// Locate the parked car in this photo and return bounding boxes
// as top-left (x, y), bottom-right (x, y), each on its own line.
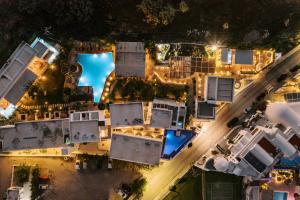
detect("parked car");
top-left (75, 160), bottom-right (81, 170)
top-left (117, 190), bottom-right (128, 199)
top-left (82, 160), bottom-right (88, 169)
top-left (226, 117), bottom-right (239, 128)
top-left (117, 184), bottom-right (131, 199)
top-left (277, 73), bottom-right (288, 82)
top-left (108, 159), bottom-right (112, 169)
top-left (289, 65), bottom-right (300, 73)
top-left (39, 184), bottom-right (48, 190)
top-left (243, 107), bottom-right (252, 114)
top-left (256, 91), bottom-right (266, 101)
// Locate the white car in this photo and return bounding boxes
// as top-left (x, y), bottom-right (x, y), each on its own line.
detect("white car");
top-left (82, 160), bottom-right (88, 169)
top-left (108, 159), bottom-right (112, 169)
top-left (243, 107), bottom-right (252, 114)
top-left (75, 160), bottom-right (81, 170)
top-left (117, 189), bottom-right (128, 199)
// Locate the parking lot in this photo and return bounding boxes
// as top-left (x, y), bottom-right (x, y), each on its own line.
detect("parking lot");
top-left (0, 156), bottom-right (141, 200)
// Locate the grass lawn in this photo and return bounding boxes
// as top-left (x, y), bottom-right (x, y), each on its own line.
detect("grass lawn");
top-left (205, 171), bottom-right (243, 200)
top-left (164, 169), bottom-right (243, 200)
top-left (164, 168), bottom-right (202, 200)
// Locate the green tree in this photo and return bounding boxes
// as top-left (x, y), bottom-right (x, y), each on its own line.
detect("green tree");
top-left (179, 1), bottom-right (189, 13)
top-left (131, 178), bottom-right (147, 199)
top-left (31, 167), bottom-right (41, 200)
top-left (137, 0), bottom-right (176, 26)
top-left (15, 165), bottom-right (30, 185)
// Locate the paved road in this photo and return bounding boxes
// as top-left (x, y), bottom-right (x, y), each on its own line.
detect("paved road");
top-left (142, 46), bottom-right (300, 200)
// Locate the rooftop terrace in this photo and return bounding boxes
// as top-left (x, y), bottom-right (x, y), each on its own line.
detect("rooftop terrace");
top-left (110, 102), bottom-right (144, 127)
top-left (110, 133), bottom-right (163, 165)
top-left (0, 119), bottom-right (69, 151)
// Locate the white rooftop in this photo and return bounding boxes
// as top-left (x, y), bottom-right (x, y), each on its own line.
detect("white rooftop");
top-left (197, 123), bottom-right (300, 178)
top-left (150, 109), bottom-right (172, 129)
top-left (0, 42), bottom-right (37, 100)
top-left (110, 133), bottom-right (163, 165)
top-left (70, 121), bottom-right (100, 143)
top-left (151, 99), bottom-right (186, 130)
top-left (0, 119), bottom-right (69, 151)
top-left (110, 102), bottom-right (144, 127)
top-left (265, 102), bottom-right (300, 132)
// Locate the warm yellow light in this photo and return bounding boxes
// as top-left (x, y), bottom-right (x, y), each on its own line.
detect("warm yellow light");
top-left (50, 64), bottom-right (56, 70)
top-left (211, 45), bottom-right (217, 51)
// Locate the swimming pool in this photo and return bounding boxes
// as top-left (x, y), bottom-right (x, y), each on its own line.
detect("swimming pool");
top-left (277, 156), bottom-right (300, 168)
top-left (162, 130), bottom-right (194, 159)
top-left (274, 191), bottom-right (288, 200)
top-left (77, 53), bottom-right (115, 102)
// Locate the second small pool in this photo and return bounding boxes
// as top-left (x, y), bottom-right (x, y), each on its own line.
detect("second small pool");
top-left (274, 191), bottom-right (288, 200)
top-left (162, 130), bottom-right (194, 159)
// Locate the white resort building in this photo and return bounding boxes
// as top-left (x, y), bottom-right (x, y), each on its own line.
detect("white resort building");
top-left (0, 38), bottom-right (59, 118)
top-left (195, 102), bottom-right (300, 179)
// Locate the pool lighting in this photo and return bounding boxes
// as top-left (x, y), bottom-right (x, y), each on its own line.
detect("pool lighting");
top-left (77, 52), bottom-right (114, 102)
top-left (79, 77), bottom-right (86, 84)
top-left (211, 45), bottom-right (217, 51)
top-left (101, 53), bottom-right (108, 59)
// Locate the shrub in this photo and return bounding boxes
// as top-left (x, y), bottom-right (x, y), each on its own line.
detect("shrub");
top-left (31, 167), bottom-right (41, 200)
top-left (15, 165), bottom-right (30, 186)
top-left (131, 178), bottom-right (147, 199)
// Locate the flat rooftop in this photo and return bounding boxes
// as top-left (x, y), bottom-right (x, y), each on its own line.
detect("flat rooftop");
top-left (4, 69), bottom-right (37, 105)
top-left (115, 42), bottom-right (146, 77)
top-left (110, 103), bottom-right (144, 127)
top-left (32, 41), bottom-right (48, 58)
top-left (152, 99), bottom-right (186, 129)
top-left (217, 77), bottom-right (234, 102)
top-left (205, 76), bottom-right (234, 102)
top-left (0, 119), bottom-right (69, 151)
top-left (0, 42), bottom-right (37, 99)
top-left (70, 120), bottom-right (100, 143)
top-left (220, 48), bottom-right (232, 64)
top-left (196, 101), bottom-right (215, 119)
top-left (150, 109), bottom-right (172, 129)
top-left (235, 50), bottom-right (253, 65)
top-left (110, 133), bottom-right (163, 165)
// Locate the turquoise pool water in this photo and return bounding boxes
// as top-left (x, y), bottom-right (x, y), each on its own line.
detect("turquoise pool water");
top-left (278, 156), bottom-right (300, 167)
top-left (274, 191), bottom-right (288, 200)
top-left (77, 53), bottom-right (115, 102)
top-left (162, 130), bottom-right (194, 159)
